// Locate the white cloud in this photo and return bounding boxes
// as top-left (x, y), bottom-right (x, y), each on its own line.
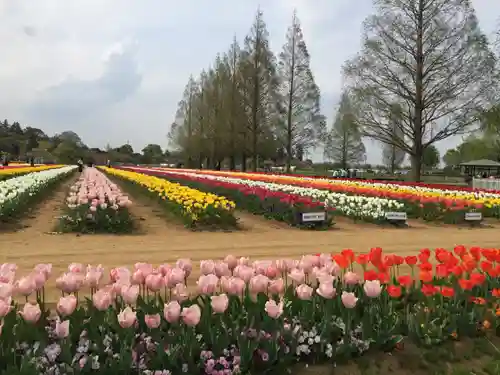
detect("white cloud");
top-left (0, 0), bottom-right (497, 163)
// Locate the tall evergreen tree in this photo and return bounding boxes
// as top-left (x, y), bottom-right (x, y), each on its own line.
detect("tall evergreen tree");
top-left (324, 93), bottom-right (365, 168)
top-left (277, 10), bottom-right (326, 172)
top-left (343, 0), bottom-right (497, 181)
top-left (240, 9), bottom-right (279, 171)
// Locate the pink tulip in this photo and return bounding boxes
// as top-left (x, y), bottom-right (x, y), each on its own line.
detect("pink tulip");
top-left (92, 290), bottom-right (112, 311)
top-left (200, 260), bottom-right (216, 275)
top-left (295, 284), bottom-right (314, 300)
top-left (341, 291), bottom-right (358, 309)
top-left (56, 295), bottom-right (77, 316)
top-left (19, 303), bottom-right (41, 323)
top-left (172, 283), bottom-right (189, 302)
top-left (85, 268), bottom-right (103, 289)
top-left (249, 275), bottom-right (269, 294)
top-left (223, 255), bottom-right (238, 270)
top-left (55, 319), bottom-right (70, 338)
top-left (343, 271), bottom-right (360, 285)
top-left (158, 264), bottom-right (171, 276)
top-left (265, 265), bottom-right (279, 279)
top-left (144, 313), bottom-right (161, 329)
top-left (214, 262), bottom-right (231, 277)
top-left (164, 301), bottom-right (181, 323)
top-left (34, 263), bottom-right (52, 279)
top-left (220, 276), bottom-right (245, 296)
top-left (68, 263), bottom-right (84, 273)
top-left (210, 294), bottom-right (229, 314)
top-left (316, 283), bottom-right (336, 299)
top-left (145, 273), bottom-right (164, 292)
top-left (117, 306), bottom-right (137, 328)
top-left (0, 282), bottom-right (13, 299)
top-left (181, 304), bottom-right (201, 326)
top-left (363, 280), bottom-right (382, 298)
top-left (121, 285), bottom-right (140, 305)
top-left (30, 272), bottom-right (46, 291)
top-left (166, 268), bottom-right (185, 288)
top-left (132, 270), bottom-right (145, 285)
top-left (110, 267), bottom-right (131, 283)
top-left (268, 278), bottom-right (284, 295)
top-left (16, 276), bottom-right (35, 296)
top-left (0, 297), bottom-right (12, 317)
top-left (288, 269), bottom-right (305, 284)
top-left (264, 300), bottom-right (283, 319)
top-left (175, 259), bottom-right (193, 277)
top-left (235, 265), bottom-right (254, 283)
top-left (196, 274), bottom-right (219, 295)
top-left (56, 273), bottom-right (84, 294)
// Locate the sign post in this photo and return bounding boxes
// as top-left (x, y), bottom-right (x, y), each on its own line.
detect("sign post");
top-left (384, 211), bottom-right (408, 227)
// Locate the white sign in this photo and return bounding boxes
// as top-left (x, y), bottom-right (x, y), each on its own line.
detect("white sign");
top-left (385, 212), bottom-right (407, 221)
top-left (302, 212), bottom-right (326, 222)
top-left (465, 212), bottom-right (482, 221)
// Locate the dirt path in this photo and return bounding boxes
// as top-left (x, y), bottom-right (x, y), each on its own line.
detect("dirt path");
top-left (1, 178), bottom-right (499, 302)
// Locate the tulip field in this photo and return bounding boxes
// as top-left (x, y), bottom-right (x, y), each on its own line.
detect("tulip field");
top-left (0, 165), bottom-right (500, 374)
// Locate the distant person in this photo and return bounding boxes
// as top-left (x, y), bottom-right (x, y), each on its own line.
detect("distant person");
top-left (77, 158), bottom-right (83, 172)
top-left (482, 172), bottom-right (487, 179)
top-left (30, 157), bottom-right (35, 167)
top-left (106, 159), bottom-right (111, 168)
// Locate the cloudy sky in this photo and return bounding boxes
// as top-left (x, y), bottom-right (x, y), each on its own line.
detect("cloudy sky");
top-left (0, 0), bottom-right (498, 164)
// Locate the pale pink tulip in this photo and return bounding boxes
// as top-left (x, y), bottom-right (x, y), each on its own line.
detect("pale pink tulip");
top-left (268, 278), bottom-right (284, 295)
top-left (0, 282), bottom-right (13, 299)
top-left (144, 313), bottom-right (161, 329)
top-left (210, 294), bottom-right (229, 314)
top-left (288, 269), bottom-right (305, 284)
top-left (34, 263), bottom-right (52, 279)
top-left (16, 276), bottom-right (35, 296)
top-left (181, 304), bottom-right (201, 326)
top-left (200, 260), bottom-right (215, 275)
top-left (166, 268), bottom-right (185, 288)
top-left (117, 306), bottom-right (137, 328)
top-left (343, 271), bottom-right (360, 286)
top-left (0, 297), bottom-right (12, 317)
top-left (175, 259), bottom-right (193, 277)
top-left (234, 265), bottom-right (254, 283)
top-left (145, 273), bottom-right (164, 292)
top-left (68, 263), bottom-right (84, 273)
top-left (363, 280), bottom-right (382, 298)
top-left (214, 262), bottom-right (231, 277)
top-left (249, 275), bottom-right (269, 294)
top-left (220, 276), bottom-right (245, 296)
top-left (164, 301), bottom-right (181, 323)
top-left (121, 284), bottom-right (140, 305)
top-left (316, 283), bottom-right (336, 299)
top-left (30, 272), bottom-right (46, 291)
top-left (295, 284), bottom-right (314, 300)
top-left (172, 283), bottom-right (190, 302)
top-left (55, 320), bottom-right (70, 338)
top-left (19, 303), bottom-right (41, 323)
top-left (92, 290), bottom-right (112, 311)
top-left (341, 291), bottom-right (358, 309)
top-left (223, 255), bottom-right (238, 270)
top-left (264, 300), bottom-right (283, 319)
top-left (132, 269), bottom-right (145, 285)
top-left (56, 295), bottom-right (77, 316)
top-left (196, 274), bottom-right (219, 295)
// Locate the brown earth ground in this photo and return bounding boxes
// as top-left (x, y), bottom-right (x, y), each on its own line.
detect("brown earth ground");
top-left (1, 178), bottom-right (500, 374)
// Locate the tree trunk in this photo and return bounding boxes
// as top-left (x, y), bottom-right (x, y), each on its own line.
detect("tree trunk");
top-left (410, 152), bottom-right (422, 182)
top-left (229, 155), bottom-right (236, 171)
top-left (241, 153), bottom-right (247, 171)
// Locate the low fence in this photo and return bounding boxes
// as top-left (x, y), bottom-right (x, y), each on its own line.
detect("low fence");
top-left (472, 178), bottom-right (500, 191)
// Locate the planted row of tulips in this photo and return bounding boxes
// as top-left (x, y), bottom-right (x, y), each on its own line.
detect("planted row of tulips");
top-left (57, 167), bottom-right (134, 234)
top-left (0, 246), bottom-right (498, 374)
top-left (158, 168), bottom-right (499, 222)
top-left (120, 167), bottom-right (333, 229)
top-left (100, 167), bottom-right (238, 230)
top-left (0, 166), bottom-right (77, 223)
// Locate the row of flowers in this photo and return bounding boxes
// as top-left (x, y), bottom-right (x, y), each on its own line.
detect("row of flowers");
top-left (119, 167), bottom-right (334, 229)
top-left (131, 167), bottom-right (404, 223)
top-left (156, 168), bottom-right (499, 222)
top-left (0, 164), bottom-right (64, 181)
top-left (0, 166), bottom-right (77, 222)
top-left (100, 167), bottom-right (238, 230)
top-left (0, 246), bottom-right (498, 374)
top-left (57, 167), bottom-right (134, 234)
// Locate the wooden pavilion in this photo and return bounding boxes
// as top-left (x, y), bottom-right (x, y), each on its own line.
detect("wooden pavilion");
top-left (459, 159), bottom-right (500, 177)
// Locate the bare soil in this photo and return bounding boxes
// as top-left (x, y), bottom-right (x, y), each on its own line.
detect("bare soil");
top-left (0, 180), bottom-right (499, 303)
